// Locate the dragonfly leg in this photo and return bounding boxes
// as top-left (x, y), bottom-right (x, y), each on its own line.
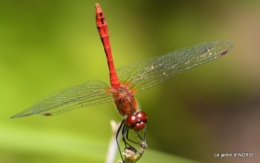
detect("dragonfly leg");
top-left (124, 126), bottom-right (146, 146)
top-left (116, 119), bottom-right (126, 163)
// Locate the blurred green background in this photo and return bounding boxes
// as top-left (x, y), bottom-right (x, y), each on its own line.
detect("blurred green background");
top-left (1, 0), bottom-right (260, 163)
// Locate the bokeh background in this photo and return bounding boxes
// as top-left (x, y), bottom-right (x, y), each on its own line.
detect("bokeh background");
top-left (1, 0), bottom-right (260, 163)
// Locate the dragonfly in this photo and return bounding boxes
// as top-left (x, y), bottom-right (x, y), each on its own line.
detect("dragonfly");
top-left (11, 3), bottom-right (233, 163)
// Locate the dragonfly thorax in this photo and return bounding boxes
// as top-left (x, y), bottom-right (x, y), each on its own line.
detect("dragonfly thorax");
top-left (111, 86), bottom-right (148, 131)
top-left (112, 86), bottom-right (137, 116)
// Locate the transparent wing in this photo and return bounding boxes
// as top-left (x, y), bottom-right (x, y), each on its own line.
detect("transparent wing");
top-left (117, 40), bottom-right (233, 92)
top-left (11, 80), bottom-right (113, 118)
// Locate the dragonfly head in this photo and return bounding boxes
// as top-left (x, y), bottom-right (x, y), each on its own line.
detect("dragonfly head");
top-left (125, 111), bottom-right (147, 131)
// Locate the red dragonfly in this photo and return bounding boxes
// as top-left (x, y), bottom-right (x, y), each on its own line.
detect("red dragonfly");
top-left (11, 3), bottom-right (233, 162)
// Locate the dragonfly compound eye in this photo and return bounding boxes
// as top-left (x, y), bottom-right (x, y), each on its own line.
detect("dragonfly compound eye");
top-left (125, 111), bottom-right (147, 131)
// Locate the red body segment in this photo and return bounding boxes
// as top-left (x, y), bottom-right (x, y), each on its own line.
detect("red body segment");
top-left (111, 86), bottom-right (138, 116)
top-left (95, 3), bottom-right (120, 88)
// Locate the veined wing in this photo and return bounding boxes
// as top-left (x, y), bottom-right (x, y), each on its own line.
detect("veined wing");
top-left (11, 80), bottom-right (113, 118)
top-left (117, 40), bottom-right (233, 93)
